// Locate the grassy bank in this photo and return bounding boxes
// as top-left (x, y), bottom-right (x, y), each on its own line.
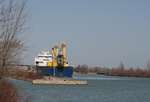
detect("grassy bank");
top-left (0, 79), bottom-right (18, 102)
top-left (0, 67), bottom-right (40, 102)
top-left (2, 68), bottom-right (42, 81)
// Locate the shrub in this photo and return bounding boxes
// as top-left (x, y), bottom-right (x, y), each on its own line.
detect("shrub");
top-left (0, 79), bottom-right (18, 102)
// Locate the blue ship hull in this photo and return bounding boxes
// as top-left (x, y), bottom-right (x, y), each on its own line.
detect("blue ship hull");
top-left (36, 66), bottom-right (73, 77)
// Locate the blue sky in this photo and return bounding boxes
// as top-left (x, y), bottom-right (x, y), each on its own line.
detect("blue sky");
top-left (24, 0), bottom-right (150, 68)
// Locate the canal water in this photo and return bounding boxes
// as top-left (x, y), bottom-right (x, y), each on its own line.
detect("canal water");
top-left (10, 75), bottom-right (150, 102)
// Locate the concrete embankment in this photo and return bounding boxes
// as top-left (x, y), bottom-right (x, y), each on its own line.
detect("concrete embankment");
top-left (32, 77), bottom-right (87, 85)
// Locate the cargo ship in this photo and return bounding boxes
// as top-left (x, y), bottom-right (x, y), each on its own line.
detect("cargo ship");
top-left (34, 43), bottom-right (73, 77)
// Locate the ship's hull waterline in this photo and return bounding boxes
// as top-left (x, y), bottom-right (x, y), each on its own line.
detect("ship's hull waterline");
top-left (36, 66), bottom-right (73, 77)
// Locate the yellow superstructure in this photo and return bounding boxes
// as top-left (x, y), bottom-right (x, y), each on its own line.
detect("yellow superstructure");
top-left (47, 42), bottom-right (69, 68)
top-left (61, 43), bottom-right (69, 67)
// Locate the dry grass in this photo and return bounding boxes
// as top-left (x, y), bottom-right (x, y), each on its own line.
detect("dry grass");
top-left (0, 67), bottom-right (36, 102)
top-left (3, 68), bottom-right (42, 81)
top-left (0, 79), bottom-right (18, 102)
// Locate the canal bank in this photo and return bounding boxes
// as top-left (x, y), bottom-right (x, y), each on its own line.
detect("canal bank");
top-left (9, 75), bottom-right (150, 102)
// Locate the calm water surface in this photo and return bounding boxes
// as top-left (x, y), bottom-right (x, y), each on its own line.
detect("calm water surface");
top-left (10, 75), bottom-right (150, 102)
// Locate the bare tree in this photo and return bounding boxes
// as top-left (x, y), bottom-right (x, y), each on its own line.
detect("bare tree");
top-left (146, 60), bottom-right (150, 71)
top-left (0, 0), bottom-right (27, 76)
top-left (118, 61), bottom-right (125, 70)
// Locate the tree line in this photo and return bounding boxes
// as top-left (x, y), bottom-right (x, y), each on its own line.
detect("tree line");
top-left (74, 62), bottom-right (150, 77)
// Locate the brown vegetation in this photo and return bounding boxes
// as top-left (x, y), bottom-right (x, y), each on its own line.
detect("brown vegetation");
top-left (4, 68), bottom-right (42, 81)
top-left (0, 0), bottom-right (32, 101)
top-left (0, 79), bottom-right (18, 102)
top-left (0, 0), bottom-right (27, 78)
